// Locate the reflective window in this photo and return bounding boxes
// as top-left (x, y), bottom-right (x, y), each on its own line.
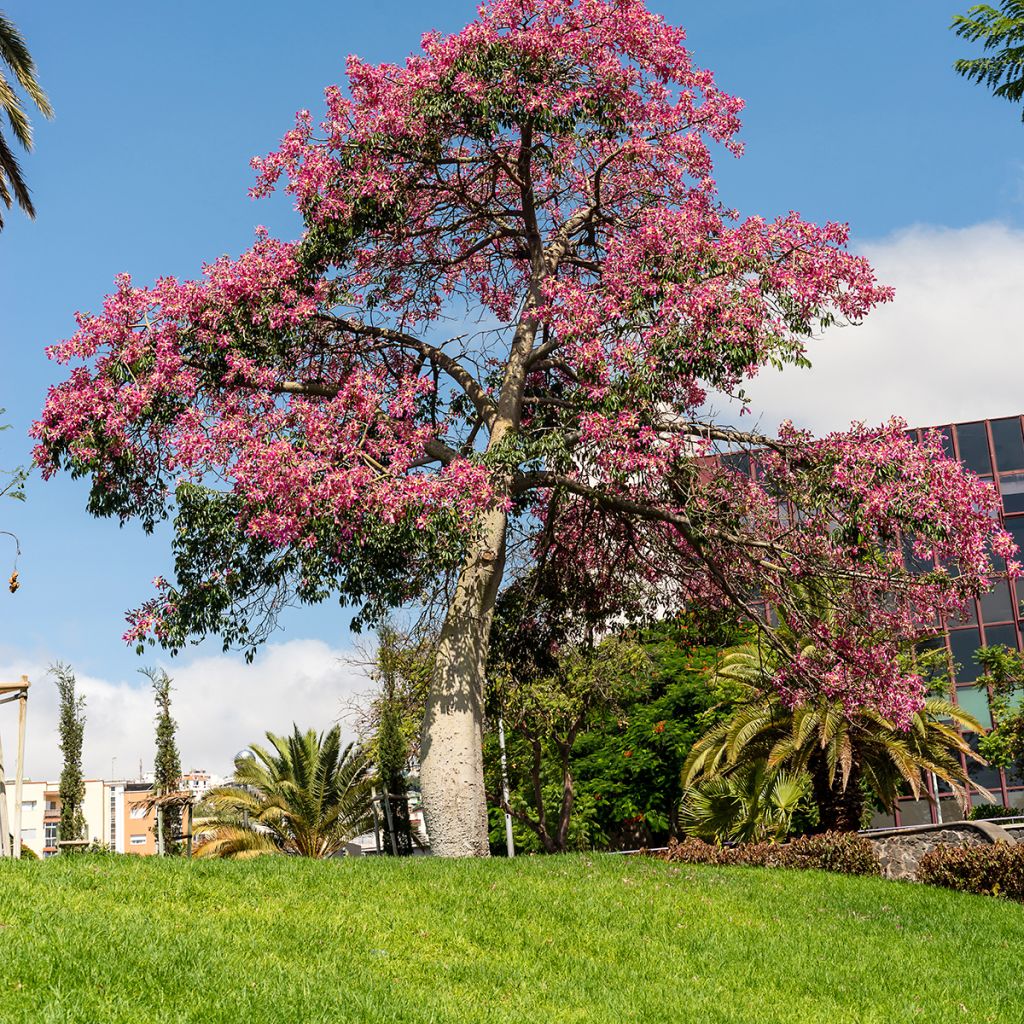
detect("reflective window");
top-left (991, 418), bottom-right (1024, 472)
top-left (980, 581), bottom-right (1015, 624)
top-left (983, 622), bottom-right (1019, 652)
top-left (949, 628), bottom-right (982, 682)
top-left (1001, 473), bottom-right (1024, 515)
top-left (955, 422), bottom-right (992, 476)
top-left (897, 798), bottom-right (934, 826)
top-left (954, 685), bottom-right (992, 730)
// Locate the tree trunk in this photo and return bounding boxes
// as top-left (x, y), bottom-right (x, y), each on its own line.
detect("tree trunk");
top-left (810, 759), bottom-right (864, 833)
top-left (419, 504), bottom-right (508, 857)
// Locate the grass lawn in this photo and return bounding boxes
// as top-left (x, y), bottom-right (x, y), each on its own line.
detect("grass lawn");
top-left (0, 853), bottom-right (1019, 1023)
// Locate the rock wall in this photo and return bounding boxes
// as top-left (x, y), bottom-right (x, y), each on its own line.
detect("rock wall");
top-left (865, 820), bottom-right (1016, 880)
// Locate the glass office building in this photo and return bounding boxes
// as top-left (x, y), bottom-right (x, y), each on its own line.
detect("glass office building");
top-left (879, 415), bottom-right (1024, 826)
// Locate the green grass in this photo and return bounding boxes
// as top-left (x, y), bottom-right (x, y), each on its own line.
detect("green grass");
top-left (0, 854), bottom-right (1019, 1023)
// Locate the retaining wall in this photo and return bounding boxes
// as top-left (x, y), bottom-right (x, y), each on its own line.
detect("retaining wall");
top-left (864, 820), bottom-right (1016, 880)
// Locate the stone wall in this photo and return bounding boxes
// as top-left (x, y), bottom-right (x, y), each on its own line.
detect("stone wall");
top-left (864, 820), bottom-right (1017, 880)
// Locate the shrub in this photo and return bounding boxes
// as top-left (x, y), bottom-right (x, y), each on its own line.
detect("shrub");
top-left (916, 843), bottom-right (1024, 901)
top-left (967, 803), bottom-right (1018, 821)
top-left (660, 831), bottom-right (881, 877)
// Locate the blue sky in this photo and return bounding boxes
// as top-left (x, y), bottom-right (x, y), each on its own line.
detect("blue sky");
top-left (2, 1), bottom-right (1023, 776)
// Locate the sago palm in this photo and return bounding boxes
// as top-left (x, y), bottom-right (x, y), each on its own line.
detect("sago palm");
top-left (194, 725), bottom-right (373, 859)
top-left (684, 640), bottom-right (986, 831)
top-left (0, 12), bottom-right (53, 227)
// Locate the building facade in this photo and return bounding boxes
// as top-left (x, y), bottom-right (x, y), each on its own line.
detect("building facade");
top-left (881, 415), bottom-right (1024, 826)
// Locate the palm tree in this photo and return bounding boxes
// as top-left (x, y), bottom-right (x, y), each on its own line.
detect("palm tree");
top-left (681, 762), bottom-right (809, 844)
top-left (683, 641), bottom-right (987, 831)
top-left (194, 725), bottom-right (373, 859)
top-left (0, 11), bottom-right (53, 228)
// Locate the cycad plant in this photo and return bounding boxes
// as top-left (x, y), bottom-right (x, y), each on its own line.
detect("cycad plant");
top-left (684, 639), bottom-right (986, 832)
top-left (194, 725), bottom-right (373, 859)
top-left (0, 12), bottom-right (52, 227)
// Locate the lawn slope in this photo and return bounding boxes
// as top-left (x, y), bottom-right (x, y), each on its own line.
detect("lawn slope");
top-left (0, 854), bottom-right (1018, 1023)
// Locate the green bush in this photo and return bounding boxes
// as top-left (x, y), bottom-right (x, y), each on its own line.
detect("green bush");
top-left (916, 843), bottom-right (1024, 901)
top-left (660, 831), bottom-right (881, 877)
top-left (967, 803), bottom-right (1018, 821)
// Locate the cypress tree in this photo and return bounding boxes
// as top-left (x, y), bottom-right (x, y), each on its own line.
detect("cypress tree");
top-left (52, 663), bottom-right (86, 850)
top-left (144, 668), bottom-right (182, 854)
top-left (375, 627), bottom-right (412, 855)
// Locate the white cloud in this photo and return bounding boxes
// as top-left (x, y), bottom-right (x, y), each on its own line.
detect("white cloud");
top-left (0, 640), bottom-right (371, 783)
top-left (740, 221), bottom-right (1024, 434)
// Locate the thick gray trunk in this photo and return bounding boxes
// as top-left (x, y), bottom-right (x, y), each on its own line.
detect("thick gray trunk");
top-left (419, 505), bottom-right (507, 857)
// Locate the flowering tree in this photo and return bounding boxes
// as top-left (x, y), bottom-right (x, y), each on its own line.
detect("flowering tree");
top-left (34, 0), bottom-right (1015, 855)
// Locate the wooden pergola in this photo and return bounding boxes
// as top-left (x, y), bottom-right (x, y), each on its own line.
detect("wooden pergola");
top-left (0, 677), bottom-right (29, 858)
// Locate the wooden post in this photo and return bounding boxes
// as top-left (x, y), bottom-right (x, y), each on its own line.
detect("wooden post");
top-left (186, 802), bottom-right (193, 858)
top-left (12, 678), bottom-right (28, 859)
top-left (0, 723), bottom-right (9, 858)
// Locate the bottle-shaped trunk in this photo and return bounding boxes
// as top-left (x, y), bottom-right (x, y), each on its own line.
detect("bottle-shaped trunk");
top-left (419, 505), bottom-right (507, 856)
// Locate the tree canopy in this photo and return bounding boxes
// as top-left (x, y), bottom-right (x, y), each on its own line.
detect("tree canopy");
top-left (953, 2), bottom-right (1024, 118)
top-left (34, 0), bottom-right (1017, 853)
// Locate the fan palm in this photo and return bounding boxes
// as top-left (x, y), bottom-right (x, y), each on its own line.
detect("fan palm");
top-left (684, 640), bottom-right (986, 831)
top-left (194, 725), bottom-right (373, 859)
top-left (681, 762), bottom-right (809, 844)
top-left (0, 12), bottom-right (53, 227)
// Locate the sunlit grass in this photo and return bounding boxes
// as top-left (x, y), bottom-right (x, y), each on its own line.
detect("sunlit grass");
top-left (0, 854), bottom-right (1019, 1023)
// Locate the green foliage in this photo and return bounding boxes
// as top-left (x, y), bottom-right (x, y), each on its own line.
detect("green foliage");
top-left (952, 2), bottom-right (1024, 119)
top-left (973, 644), bottom-right (1024, 773)
top-left (372, 626), bottom-right (414, 855)
top-left (661, 830), bottom-right (882, 877)
top-left (683, 582), bottom-right (982, 834)
top-left (0, 12), bottom-right (53, 226)
top-left (52, 663), bottom-right (86, 849)
top-left (144, 667), bottom-right (182, 854)
top-left (967, 802), bottom-right (1019, 819)
top-left (485, 614), bottom-right (743, 852)
top-left (195, 725), bottom-right (372, 859)
top-left (133, 483), bottom-right (470, 659)
top-left (681, 763), bottom-right (810, 844)
top-left (917, 842), bottom-right (1024, 900)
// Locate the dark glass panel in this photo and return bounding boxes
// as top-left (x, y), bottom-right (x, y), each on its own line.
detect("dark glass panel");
top-left (948, 628), bottom-right (982, 682)
top-left (967, 733), bottom-right (1003, 791)
top-left (1000, 473), bottom-right (1024, 515)
top-left (991, 418), bottom-right (1024, 472)
top-left (948, 602), bottom-right (977, 626)
top-left (983, 622), bottom-right (1019, 652)
top-left (937, 426), bottom-right (955, 459)
top-left (955, 421), bottom-right (992, 476)
top-left (980, 581), bottom-right (1014, 624)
